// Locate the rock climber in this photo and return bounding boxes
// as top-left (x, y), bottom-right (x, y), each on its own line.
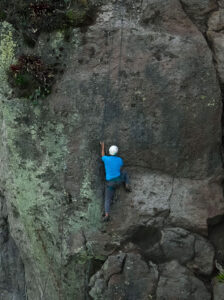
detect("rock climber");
top-left (100, 141), bottom-right (131, 222)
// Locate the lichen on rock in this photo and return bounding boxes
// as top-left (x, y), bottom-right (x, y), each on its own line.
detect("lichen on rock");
top-left (0, 0), bottom-right (98, 47)
top-left (0, 22), bottom-right (17, 95)
top-left (1, 1), bottom-right (224, 300)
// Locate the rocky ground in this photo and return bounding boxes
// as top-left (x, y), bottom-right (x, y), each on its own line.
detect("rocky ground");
top-left (1, 0), bottom-right (224, 299)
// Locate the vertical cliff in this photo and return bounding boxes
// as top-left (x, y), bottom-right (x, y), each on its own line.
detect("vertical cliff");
top-left (0, 0), bottom-right (224, 299)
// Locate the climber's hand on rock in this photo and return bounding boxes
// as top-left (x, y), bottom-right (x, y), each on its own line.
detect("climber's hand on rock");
top-left (100, 142), bottom-right (105, 156)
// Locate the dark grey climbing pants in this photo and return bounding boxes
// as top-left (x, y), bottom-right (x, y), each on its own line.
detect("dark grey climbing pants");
top-left (105, 171), bottom-right (129, 214)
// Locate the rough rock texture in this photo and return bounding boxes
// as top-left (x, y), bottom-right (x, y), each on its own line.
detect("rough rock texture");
top-left (89, 253), bottom-right (158, 300)
top-left (209, 220), bottom-right (224, 264)
top-left (0, 0), bottom-right (224, 299)
top-left (213, 279), bottom-right (224, 300)
top-left (208, 8), bottom-right (224, 86)
top-left (107, 169), bottom-right (224, 234)
top-left (0, 194), bottom-right (25, 299)
top-left (180, 0), bottom-right (217, 33)
top-left (133, 226), bottom-right (215, 276)
top-left (189, 234), bottom-right (215, 275)
top-left (157, 260), bottom-right (211, 300)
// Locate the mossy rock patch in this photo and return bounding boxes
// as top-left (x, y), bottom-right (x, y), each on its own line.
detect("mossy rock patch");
top-left (8, 55), bottom-right (59, 100)
top-left (0, 0), bottom-right (97, 46)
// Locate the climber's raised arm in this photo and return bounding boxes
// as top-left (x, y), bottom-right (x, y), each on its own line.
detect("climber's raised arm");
top-left (100, 141), bottom-right (105, 157)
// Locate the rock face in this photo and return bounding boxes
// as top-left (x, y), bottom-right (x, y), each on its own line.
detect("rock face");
top-left (89, 253), bottom-right (158, 300)
top-left (0, 0), bottom-right (224, 299)
top-left (213, 279), bottom-right (224, 300)
top-left (180, 0), bottom-right (217, 33)
top-left (0, 194), bottom-right (25, 300)
top-left (208, 8), bottom-right (224, 86)
top-left (157, 261), bottom-right (211, 300)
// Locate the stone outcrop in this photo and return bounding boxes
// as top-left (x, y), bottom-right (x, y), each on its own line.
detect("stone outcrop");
top-left (89, 253), bottom-right (158, 300)
top-left (213, 279), bottom-right (224, 300)
top-left (208, 8), bottom-right (224, 86)
top-left (0, 194), bottom-right (25, 300)
top-left (157, 261), bottom-right (211, 300)
top-left (0, 0), bottom-right (224, 299)
top-left (180, 0), bottom-right (217, 33)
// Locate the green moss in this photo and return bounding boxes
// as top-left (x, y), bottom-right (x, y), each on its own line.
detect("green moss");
top-left (78, 0), bottom-right (88, 6)
top-left (0, 20), bottom-right (101, 300)
top-left (75, 249), bottom-right (105, 265)
top-left (0, 0), bottom-right (97, 47)
top-left (2, 103), bottom-right (69, 298)
top-left (0, 22), bottom-right (16, 94)
top-left (14, 73), bottom-right (27, 87)
top-left (80, 170), bottom-right (102, 229)
top-left (0, 11), bottom-right (6, 21)
top-left (8, 55), bottom-right (58, 100)
top-left (66, 9), bottom-right (87, 26)
top-left (0, 98), bottom-right (101, 298)
top-left (50, 31), bottom-right (65, 52)
top-left (1, 97), bottom-right (102, 298)
top-left (217, 270), bottom-right (224, 283)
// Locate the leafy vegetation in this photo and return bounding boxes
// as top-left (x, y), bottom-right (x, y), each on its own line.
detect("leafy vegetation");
top-left (8, 55), bottom-right (59, 100)
top-left (217, 270), bottom-right (224, 283)
top-left (215, 260), bottom-right (224, 283)
top-left (0, 0), bottom-right (96, 46)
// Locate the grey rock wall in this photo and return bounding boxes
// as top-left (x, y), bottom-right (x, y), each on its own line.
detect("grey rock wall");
top-left (0, 195), bottom-right (25, 300)
top-left (0, 0), bottom-right (224, 299)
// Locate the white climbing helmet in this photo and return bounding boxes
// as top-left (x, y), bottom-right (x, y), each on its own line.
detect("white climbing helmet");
top-left (109, 145), bottom-right (118, 156)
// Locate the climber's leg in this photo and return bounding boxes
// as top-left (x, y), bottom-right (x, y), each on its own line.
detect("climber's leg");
top-left (120, 170), bottom-right (131, 192)
top-left (104, 183), bottom-right (115, 218)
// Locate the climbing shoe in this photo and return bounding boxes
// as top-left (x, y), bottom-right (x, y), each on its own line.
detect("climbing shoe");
top-left (103, 215), bottom-right (110, 222)
top-left (125, 184), bottom-right (132, 192)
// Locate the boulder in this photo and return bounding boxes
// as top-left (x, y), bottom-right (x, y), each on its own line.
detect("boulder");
top-left (209, 221), bottom-right (224, 265)
top-left (207, 8), bottom-right (224, 85)
top-left (187, 235), bottom-right (215, 276)
top-left (218, 0), bottom-right (224, 8)
top-left (160, 228), bottom-right (195, 264)
top-left (213, 279), bottom-right (224, 300)
top-left (169, 177), bottom-right (224, 234)
top-left (207, 30), bottom-right (224, 85)
top-left (180, 0), bottom-right (217, 32)
top-left (208, 9), bottom-right (224, 31)
top-left (127, 226), bottom-right (214, 276)
top-left (157, 260), bottom-right (211, 300)
top-left (102, 170), bottom-right (224, 235)
top-left (89, 253), bottom-right (158, 300)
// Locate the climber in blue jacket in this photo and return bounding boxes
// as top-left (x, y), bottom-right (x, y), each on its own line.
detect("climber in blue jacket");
top-left (100, 141), bottom-right (131, 222)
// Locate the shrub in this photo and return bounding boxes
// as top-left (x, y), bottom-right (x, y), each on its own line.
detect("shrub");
top-left (217, 270), bottom-right (224, 283)
top-left (8, 55), bottom-right (57, 100)
top-left (0, 0), bottom-right (96, 46)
